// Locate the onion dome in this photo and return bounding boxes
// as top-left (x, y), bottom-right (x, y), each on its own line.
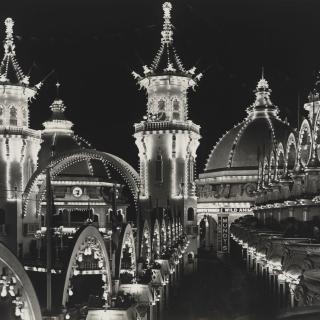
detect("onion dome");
top-left (132, 2), bottom-right (202, 89)
top-left (205, 76), bottom-right (291, 173)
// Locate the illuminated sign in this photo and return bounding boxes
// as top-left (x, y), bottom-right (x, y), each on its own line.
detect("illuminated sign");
top-left (217, 215), bottom-right (229, 253)
top-left (198, 208), bottom-right (250, 213)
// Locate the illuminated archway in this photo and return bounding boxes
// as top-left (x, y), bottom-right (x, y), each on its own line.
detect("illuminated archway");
top-left (276, 143), bottom-right (285, 179)
top-left (160, 219), bottom-right (167, 254)
top-left (298, 119), bottom-right (312, 167)
top-left (269, 151), bottom-right (276, 181)
top-left (0, 242), bottom-right (42, 320)
top-left (141, 220), bottom-right (151, 263)
top-left (286, 133), bottom-right (297, 172)
top-left (115, 224), bottom-right (136, 283)
top-left (152, 219), bottom-right (161, 259)
top-left (23, 149), bottom-right (140, 217)
top-left (263, 156), bottom-right (269, 185)
top-left (61, 226), bottom-right (112, 308)
top-left (166, 219), bottom-right (172, 247)
top-left (314, 108), bottom-right (320, 161)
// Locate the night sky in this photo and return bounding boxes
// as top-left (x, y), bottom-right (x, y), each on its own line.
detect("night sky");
top-left (2, 0), bottom-right (320, 173)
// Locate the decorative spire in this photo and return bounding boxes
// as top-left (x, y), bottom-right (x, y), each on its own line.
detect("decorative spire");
top-left (4, 18), bottom-right (15, 56)
top-left (55, 81), bottom-right (61, 98)
top-left (254, 76), bottom-right (273, 107)
top-left (132, 2), bottom-right (202, 87)
top-left (161, 2), bottom-right (173, 45)
top-left (43, 83), bottom-right (73, 133)
top-left (0, 17), bottom-right (29, 85)
top-left (246, 74), bottom-right (279, 116)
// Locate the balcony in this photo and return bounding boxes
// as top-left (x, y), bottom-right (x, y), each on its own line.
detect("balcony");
top-left (134, 121), bottom-right (200, 134)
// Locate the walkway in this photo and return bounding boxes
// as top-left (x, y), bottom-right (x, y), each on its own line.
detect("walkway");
top-left (166, 252), bottom-right (274, 320)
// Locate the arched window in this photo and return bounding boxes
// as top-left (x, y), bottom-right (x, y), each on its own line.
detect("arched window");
top-left (9, 107), bottom-right (17, 126)
top-left (155, 153), bottom-right (163, 182)
top-left (158, 100), bottom-right (165, 111)
top-left (158, 99), bottom-right (167, 121)
top-left (172, 99), bottom-right (180, 120)
top-left (0, 107), bottom-right (3, 125)
top-left (187, 207), bottom-right (194, 221)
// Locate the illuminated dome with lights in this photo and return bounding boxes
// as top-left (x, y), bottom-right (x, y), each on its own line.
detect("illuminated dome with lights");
top-left (204, 76), bottom-right (291, 174)
top-left (196, 76), bottom-right (293, 250)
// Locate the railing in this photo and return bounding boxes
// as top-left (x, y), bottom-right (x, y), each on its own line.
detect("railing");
top-left (0, 126), bottom-right (41, 138)
top-left (134, 121), bottom-right (200, 134)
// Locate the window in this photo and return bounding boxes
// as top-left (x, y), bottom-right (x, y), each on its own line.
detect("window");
top-left (9, 107), bottom-right (17, 126)
top-left (187, 207), bottom-right (194, 221)
top-left (173, 100), bottom-right (180, 111)
top-left (172, 99), bottom-right (180, 120)
top-left (158, 100), bottom-right (165, 111)
top-left (155, 153), bottom-right (163, 182)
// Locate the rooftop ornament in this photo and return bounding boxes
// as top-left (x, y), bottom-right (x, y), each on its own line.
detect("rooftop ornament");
top-left (132, 2), bottom-right (202, 88)
top-left (0, 17), bottom-right (43, 94)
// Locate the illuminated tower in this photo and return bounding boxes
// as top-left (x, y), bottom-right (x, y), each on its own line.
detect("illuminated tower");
top-left (133, 2), bottom-right (202, 261)
top-left (0, 18), bottom-right (42, 254)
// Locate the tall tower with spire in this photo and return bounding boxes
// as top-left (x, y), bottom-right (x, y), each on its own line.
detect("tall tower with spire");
top-left (0, 18), bottom-right (42, 254)
top-left (133, 2), bottom-right (202, 262)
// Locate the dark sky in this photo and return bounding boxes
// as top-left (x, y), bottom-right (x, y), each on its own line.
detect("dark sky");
top-left (2, 0), bottom-right (320, 173)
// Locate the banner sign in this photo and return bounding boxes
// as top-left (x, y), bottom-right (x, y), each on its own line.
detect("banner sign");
top-left (217, 215), bottom-right (229, 253)
top-left (198, 208), bottom-right (249, 214)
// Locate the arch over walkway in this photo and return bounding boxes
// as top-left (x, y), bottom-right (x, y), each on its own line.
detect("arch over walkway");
top-left (61, 225), bottom-right (112, 308)
top-left (115, 223), bottom-right (136, 281)
top-left (141, 220), bottom-right (151, 263)
top-left (23, 149), bottom-right (140, 216)
top-left (152, 219), bottom-right (161, 258)
top-left (0, 242), bottom-right (42, 320)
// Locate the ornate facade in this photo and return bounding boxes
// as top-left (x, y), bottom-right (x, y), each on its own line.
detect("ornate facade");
top-left (229, 73), bottom-right (320, 314)
top-left (133, 1), bottom-right (201, 271)
top-left (0, 3), bottom-right (194, 320)
top-left (196, 75), bottom-right (291, 253)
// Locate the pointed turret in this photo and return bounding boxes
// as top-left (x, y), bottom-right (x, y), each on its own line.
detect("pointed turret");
top-left (246, 74), bottom-right (279, 118)
top-left (132, 2), bottom-right (202, 90)
top-left (133, 2), bottom-right (200, 266)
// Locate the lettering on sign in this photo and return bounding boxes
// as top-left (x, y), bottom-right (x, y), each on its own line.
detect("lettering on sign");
top-left (198, 208), bottom-right (249, 214)
top-left (217, 215), bottom-right (229, 253)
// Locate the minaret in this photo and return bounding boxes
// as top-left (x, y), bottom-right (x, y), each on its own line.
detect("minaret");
top-left (133, 2), bottom-right (202, 263)
top-left (0, 18), bottom-right (42, 254)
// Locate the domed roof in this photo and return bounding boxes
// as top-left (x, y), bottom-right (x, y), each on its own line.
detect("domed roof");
top-left (38, 97), bottom-right (94, 176)
top-left (205, 77), bottom-right (291, 173)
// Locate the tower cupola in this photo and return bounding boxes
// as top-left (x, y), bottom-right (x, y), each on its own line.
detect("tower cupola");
top-left (43, 83), bottom-right (73, 134)
top-left (132, 2), bottom-right (203, 123)
top-left (0, 18), bottom-right (41, 128)
top-left (246, 75), bottom-right (280, 118)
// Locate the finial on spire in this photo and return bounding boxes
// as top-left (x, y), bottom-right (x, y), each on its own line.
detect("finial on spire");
top-left (56, 81), bottom-right (60, 98)
top-left (161, 2), bottom-right (173, 44)
top-left (261, 65), bottom-right (264, 79)
top-left (4, 17), bottom-right (15, 56)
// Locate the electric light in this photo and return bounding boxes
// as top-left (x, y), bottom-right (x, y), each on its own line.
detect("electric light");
top-left (1, 284), bottom-right (7, 297)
